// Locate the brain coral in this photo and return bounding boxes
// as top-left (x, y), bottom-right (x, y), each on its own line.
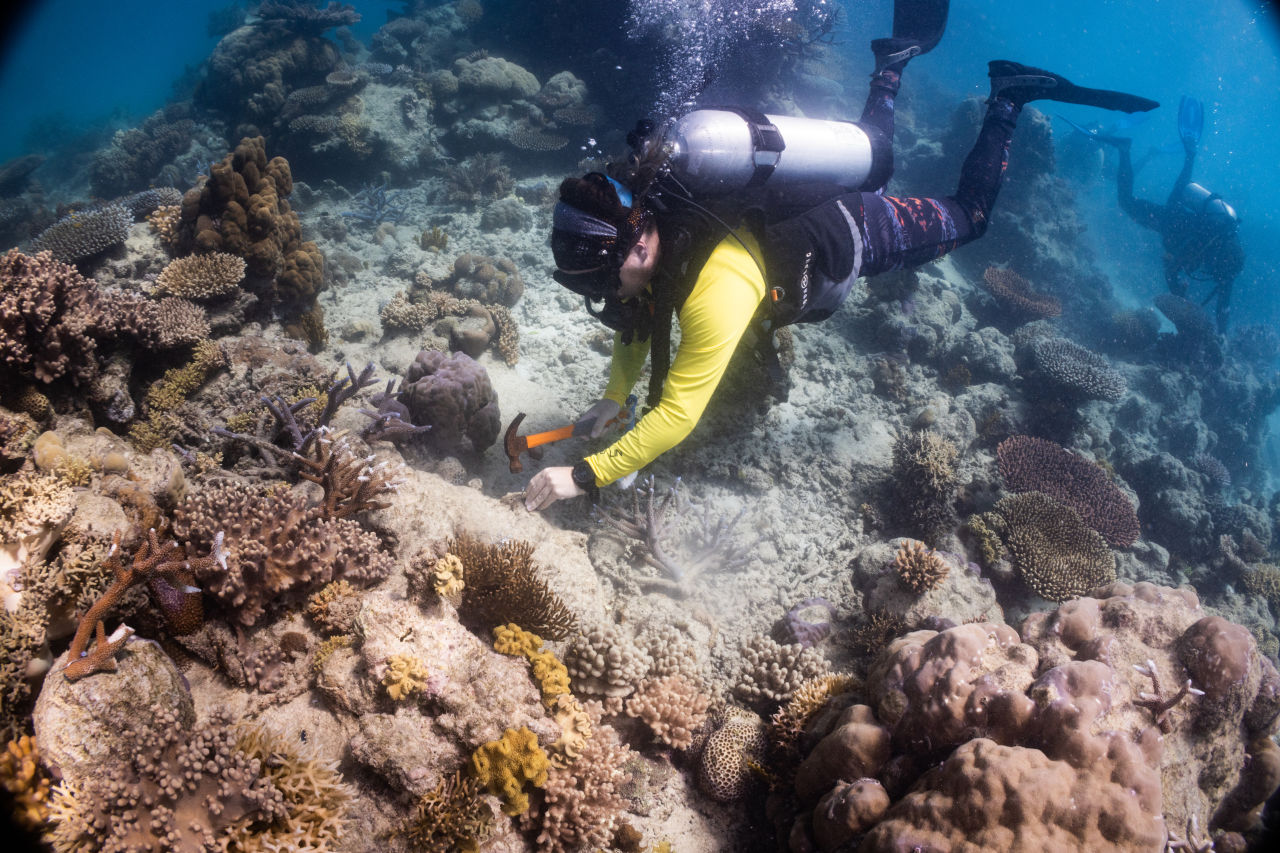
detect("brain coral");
top-left (997, 435), bottom-right (1141, 547)
top-left (697, 710), bottom-right (767, 802)
top-left (1030, 336), bottom-right (1127, 402)
top-left (987, 491), bottom-right (1117, 601)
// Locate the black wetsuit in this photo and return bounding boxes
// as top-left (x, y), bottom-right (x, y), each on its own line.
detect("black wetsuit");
top-left (758, 68), bottom-right (1024, 319)
top-left (1114, 139), bottom-right (1244, 332)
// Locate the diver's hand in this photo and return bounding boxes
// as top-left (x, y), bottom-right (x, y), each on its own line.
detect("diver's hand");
top-left (525, 466), bottom-right (583, 511)
top-left (576, 398), bottom-right (621, 438)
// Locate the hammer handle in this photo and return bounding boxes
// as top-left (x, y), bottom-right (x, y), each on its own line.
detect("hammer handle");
top-left (523, 423), bottom-right (576, 449)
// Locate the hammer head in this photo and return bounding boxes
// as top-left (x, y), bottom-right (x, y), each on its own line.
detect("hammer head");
top-left (504, 412), bottom-right (529, 473)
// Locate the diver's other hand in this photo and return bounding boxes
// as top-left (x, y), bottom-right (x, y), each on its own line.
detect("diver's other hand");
top-left (576, 398), bottom-right (621, 438)
top-left (525, 466), bottom-right (582, 511)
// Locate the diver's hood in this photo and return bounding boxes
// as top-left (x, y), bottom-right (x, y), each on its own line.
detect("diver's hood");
top-left (1180, 182), bottom-right (1238, 228)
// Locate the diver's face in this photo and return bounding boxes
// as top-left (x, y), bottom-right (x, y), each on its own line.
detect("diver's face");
top-left (616, 224), bottom-right (660, 301)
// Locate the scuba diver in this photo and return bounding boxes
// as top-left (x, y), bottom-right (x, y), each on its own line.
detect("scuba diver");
top-left (525, 0), bottom-right (1159, 512)
top-left (1098, 96), bottom-right (1243, 333)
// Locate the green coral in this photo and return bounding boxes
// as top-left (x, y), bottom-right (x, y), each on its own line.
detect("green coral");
top-left (469, 726), bottom-right (548, 816)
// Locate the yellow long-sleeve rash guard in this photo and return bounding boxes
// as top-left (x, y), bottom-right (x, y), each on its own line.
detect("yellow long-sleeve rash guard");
top-left (585, 233), bottom-right (766, 485)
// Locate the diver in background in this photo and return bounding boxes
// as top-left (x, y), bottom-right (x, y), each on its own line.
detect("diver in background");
top-left (1100, 96), bottom-right (1244, 333)
top-left (525, 0), bottom-right (1160, 511)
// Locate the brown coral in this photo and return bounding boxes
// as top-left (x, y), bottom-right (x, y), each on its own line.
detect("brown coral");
top-left (624, 674), bottom-right (711, 750)
top-left (982, 266), bottom-right (1062, 319)
top-left (0, 249), bottom-right (105, 385)
top-left (448, 534), bottom-right (576, 640)
top-left (153, 251), bottom-right (246, 300)
top-left (173, 479), bottom-right (394, 626)
top-left (697, 711), bottom-right (767, 802)
top-left (892, 539), bottom-right (950, 593)
top-left (522, 719), bottom-right (634, 853)
top-left (987, 491), bottom-right (1117, 601)
top-left (400, 769), bottom-right (492, 852)
top-left (997, 435), bottom-right (1141, 547)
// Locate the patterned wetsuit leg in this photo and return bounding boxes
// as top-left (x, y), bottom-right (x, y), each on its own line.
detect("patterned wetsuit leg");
top-left (859, 69), bottom-right (901, 193)
top-left (856, 96), bottom-right (1021, 276)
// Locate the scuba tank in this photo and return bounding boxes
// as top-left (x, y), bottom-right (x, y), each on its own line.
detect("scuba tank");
top-left (652, 107), bottom-right (891, 197)
top-left (1178, 181), bottom-right (1239, 228)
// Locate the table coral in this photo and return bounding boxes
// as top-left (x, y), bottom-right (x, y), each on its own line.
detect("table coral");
top-left (984, 491), bottom-right (1117, 601)
top-left (1030, 336), bottom-right (1128, 402)
top-left (998, 434), bottom-right (1141, 547)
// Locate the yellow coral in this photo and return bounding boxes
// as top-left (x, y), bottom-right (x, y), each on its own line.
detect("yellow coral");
top-left (383, 653), bottom-right (431, 701)
top-left (434, 552), bottom-right (466, 599)
top-left (0, 735), bottom-right (51, 830)
top-left (549, 694), bottom-right (592, 767)
top-left (470, 726), bottom-right (548, 816)
top-left (528, 649), bottom-right (571, 707)
top-left (493, 622), bottom-right (542, 658)
top-left (312, 633), bottom-right (353, 677)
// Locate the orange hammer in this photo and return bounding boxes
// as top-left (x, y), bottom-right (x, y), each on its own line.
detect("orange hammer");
top-left (506, 409), bottom-right (633, 473)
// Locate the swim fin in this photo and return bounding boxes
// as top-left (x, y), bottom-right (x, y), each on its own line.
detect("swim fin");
top-left (872, 0), bottom-right (949, 70)
top-left (1178, 95), bottom-right (1204, 145)
top-left (989, 61), bottom-right (1160, 113)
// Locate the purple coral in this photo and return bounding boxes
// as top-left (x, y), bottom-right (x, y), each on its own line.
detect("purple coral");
top-left (784, 597), bottom-right (837, 648)
top-left (400, 349), bottom-right (501, 455)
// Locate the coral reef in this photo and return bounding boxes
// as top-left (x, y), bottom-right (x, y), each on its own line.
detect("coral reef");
top-left (470, 725), bottom-right (549, 816)
top-left (446, 534), bottom-right (577, 640)
top-left (998, 434), bottom-right (1142, 547)
top-left (153, 251), bottom-right (246, 300)
top-left (1029, 336), bottom-right (1128, 402)
top-left (981, 265), bottom-right (1062, 321)
top-left (30, 204), bottom-right (133, 263)
top-left (398, 349), bottom-right (502, 455)
top-left (980, 491), bottom-right (1117, 601)
top-left (892, 539), bottom-right (950, 593)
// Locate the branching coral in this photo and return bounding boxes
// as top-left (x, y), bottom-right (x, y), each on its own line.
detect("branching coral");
top-left (153, 251), bottom-right (246, 300)
top-left (0, 734), bottom-right (50, 831)
top-left (447, 534), bottom-right (576, 640)
top-left (0, 249), bottom-right (106, 385)
top-left (564, 622), bottom-right (651, 700)
top-left (733, 635), bottom-right (830, 711)
top-left (1030, 336), bottom-right (1128, 402)
top-left (522, 719), bottom-right (634, 853)
top-left (173, 479), bottom-right (393, 626)
top-left (624, 674), bottom-right (711, 750)
top-left (892, 539), bottom-right (950, 593)
top-left (294, 427), bottom-right (400, 518)
top-left (594, 476), bottom-right (755, 595)
top-left (399, 769), bottom-right (492, 853)
top-left (890, 430), bottom-right (959, 543)
top-left (63, 528), bottom-right (223, 680)
top-left (1, 469), bottom-right (75, 574)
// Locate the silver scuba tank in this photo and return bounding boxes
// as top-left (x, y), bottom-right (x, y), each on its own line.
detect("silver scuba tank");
top-left (1179, 181), bottom-right (1238, 227)
top-left (661, 108), bottom-right (884, 196)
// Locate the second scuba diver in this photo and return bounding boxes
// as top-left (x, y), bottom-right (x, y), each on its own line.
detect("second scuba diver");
top-left (1099, 96), bottom-right (1243, 333)
top-left (525, 0), bottom-right (1160, 512)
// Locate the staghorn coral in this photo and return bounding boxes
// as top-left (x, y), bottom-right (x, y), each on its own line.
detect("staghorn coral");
top-left (399, 768), bottom-right (492, 853)
top-left (734, 635), bottom-right (830, 711)
top-left (447, 534), bottom-right (576, 640)
top-left (470, 725), bottom-right (549, 816)
top-left (383, 653), bottom-right (431, 700)
top-left (890, 430), bottom-right (958, 543)
top-left (624, 674), bottom-right (711, 750)
top-left (153, 251), bottom-right (246, 300)
top-left (63, 528), bottom-right (221, 681)
top-left (981, 266), bottom-right (1062, 320)
top-left (173, 478), bottom-right (393, 626)
top-left (1030, 336), bottom-right (1128, 402)
top-left (294, 427), bottom-right (399, 519)
top-left (997, 434), bottom-right (1141, 547)
top-left (983, 491), bottom-right (1116, 601)
top-left (30, 204), bottom-right (133, 263)
top-left (697, 710), bottom-right (768, 802)
top-left (565, 621), bottom-right (651, 699)
top-left (892, 539), bottom-right (950, 593)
